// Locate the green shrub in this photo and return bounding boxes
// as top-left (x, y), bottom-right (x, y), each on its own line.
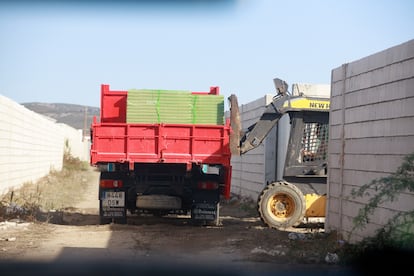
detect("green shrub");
top-left (349, 152), bottom-right (414, 252)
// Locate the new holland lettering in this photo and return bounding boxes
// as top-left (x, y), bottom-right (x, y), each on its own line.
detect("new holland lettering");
top-left (309, 102), bottom-right (329, 109)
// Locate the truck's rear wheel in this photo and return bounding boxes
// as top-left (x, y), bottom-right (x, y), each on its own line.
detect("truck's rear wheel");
top-left (257, 181), bottom-right (306, 229)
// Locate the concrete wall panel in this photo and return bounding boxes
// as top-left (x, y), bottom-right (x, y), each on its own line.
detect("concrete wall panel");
top-left (347, 43), bottom-right (414, 78)
top-left (328, 124), bottom-right (342, 140)
top-left (326, 182), bottom-right (342, 198)
top-left (0, 95), bottom-right (90, 194)
top-left (346, 59), bottom-right (414, 92)
top-left (345, 136), bottom-right (414, 155)
top-left (345, 97), bottom-right (414, 123)
top-left (326, 39), bottom-right (414, 243)
top-left (329, 95), bottom-right (344, 111)
top-left (328, 140), bottom-right (342, 155)
top-left (342, 170), bottom-right (388, 188)
top-left (345, 78), bottom-right (414, 108)
top-left (343, 154), bottom-right (405, 173)
top-left (345, 117), bottom-right (414, 139)
top-left (328, 154), bottom-right (341, 169)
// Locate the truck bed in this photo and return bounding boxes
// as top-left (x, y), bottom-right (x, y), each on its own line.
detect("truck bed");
top-left (90, 121), bottom-right (231, 166)
top-left (90, 84), bottom-right (231, 167)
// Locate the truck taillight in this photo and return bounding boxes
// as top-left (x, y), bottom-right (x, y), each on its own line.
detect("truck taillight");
top-left (100, 180), bottom-right (123, 188)
top-left (197, 181), bottom-right (219, 190)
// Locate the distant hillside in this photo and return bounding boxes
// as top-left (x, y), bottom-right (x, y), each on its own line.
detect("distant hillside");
top-left (22, 102), bottom-right (100, 132)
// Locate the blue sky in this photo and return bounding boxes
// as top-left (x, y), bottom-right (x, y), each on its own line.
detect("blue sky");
top-left (0, 0), bottom-right (413, 109)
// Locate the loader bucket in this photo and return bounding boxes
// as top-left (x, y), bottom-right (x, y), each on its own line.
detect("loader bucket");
top-left (228, 94), bottom-right (241, 156)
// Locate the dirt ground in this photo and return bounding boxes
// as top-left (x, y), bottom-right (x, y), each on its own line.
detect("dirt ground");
top-left (0, 165), bottom-right (357, 275)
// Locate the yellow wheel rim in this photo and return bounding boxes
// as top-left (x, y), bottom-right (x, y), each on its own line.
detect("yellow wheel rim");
top-left (267, 193), bottom-right (296, 219)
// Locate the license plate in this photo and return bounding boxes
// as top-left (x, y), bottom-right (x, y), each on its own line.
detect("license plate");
top-left (102, 191), bottom-right (125, 207)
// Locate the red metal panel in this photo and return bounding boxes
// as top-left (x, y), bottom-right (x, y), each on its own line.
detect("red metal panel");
top-left (90, 123), bottom-right (127, 163)
top-left (126, 124), bottom-right (158, 160)
top-left (160, 125), bottom-right (192, 157)
top-left (100, 84), bottom-right (127, 123)
top-left (191, 86), bottom-right (219, 95)
top-left (91, 123), bottom-right (231, 165)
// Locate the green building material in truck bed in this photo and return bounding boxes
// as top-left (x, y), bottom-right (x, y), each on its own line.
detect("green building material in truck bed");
top-left (126, 89), bottom-right (224, 125)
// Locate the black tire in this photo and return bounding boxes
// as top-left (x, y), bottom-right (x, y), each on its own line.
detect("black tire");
top-left (257, 181), bottom-right (306, 229)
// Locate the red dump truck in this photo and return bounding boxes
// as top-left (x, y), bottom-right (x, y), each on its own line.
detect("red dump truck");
top-left (90, 84), bottom-right (232, 225)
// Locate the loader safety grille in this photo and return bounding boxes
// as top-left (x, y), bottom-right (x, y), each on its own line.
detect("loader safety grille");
top-left (301, 123), bottom-right (328, 163)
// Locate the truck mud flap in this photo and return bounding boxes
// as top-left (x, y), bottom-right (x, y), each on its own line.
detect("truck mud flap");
top-left (191, 189), bottom-right (220, 224)
top-left (99, 190), bottom-right (127, 224)
top-left (191, 202), bottom-right (219, 223)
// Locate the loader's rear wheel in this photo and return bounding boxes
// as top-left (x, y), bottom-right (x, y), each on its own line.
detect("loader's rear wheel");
top-left (257, 181), bottom-right (306, 229)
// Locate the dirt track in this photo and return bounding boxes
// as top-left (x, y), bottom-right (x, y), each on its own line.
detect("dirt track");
top-left (0, 167), bottom-right (355, 275)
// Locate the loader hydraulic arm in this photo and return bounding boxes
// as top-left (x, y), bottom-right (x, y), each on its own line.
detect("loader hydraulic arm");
top-left (229, 78), bottom-right (290, 155)
top-left (229, 78), bottom-right (331, 155)
top-left (239, 93), bottom-right (289, 154)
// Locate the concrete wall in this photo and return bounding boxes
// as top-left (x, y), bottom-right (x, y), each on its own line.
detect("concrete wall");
top-left (0, 95), bottom-right (90, 194)
top-left (327, 39), bottom-right (414, 243)
top-left (58, 123), bottom-right (90, 162)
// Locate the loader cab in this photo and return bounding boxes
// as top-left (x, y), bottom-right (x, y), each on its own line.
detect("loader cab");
top-left (282, 111), bottom-right (329, 191)
top-left (284, 111), bottom-right (329, 177)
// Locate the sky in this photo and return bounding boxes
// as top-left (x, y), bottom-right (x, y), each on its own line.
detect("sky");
top-left (0, 0), bottom-right (413, 109)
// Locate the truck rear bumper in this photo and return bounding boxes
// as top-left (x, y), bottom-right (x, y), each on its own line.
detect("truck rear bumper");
top-left (136, 195), bottom-right (182, 210)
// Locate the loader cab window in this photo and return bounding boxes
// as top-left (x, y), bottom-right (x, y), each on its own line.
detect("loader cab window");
top-left (301, 123), bottom-right (328, 163)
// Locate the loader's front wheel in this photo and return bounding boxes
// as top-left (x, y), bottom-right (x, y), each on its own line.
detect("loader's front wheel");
top-left (257, 181), bottom-right (306, 229)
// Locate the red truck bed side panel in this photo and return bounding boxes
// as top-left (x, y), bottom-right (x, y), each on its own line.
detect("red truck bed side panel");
top-left (90, 123), bottom-right (230, 166)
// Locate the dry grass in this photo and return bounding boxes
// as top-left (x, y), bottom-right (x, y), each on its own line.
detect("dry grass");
top-left (0, 153), bottom-right (93, 222)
